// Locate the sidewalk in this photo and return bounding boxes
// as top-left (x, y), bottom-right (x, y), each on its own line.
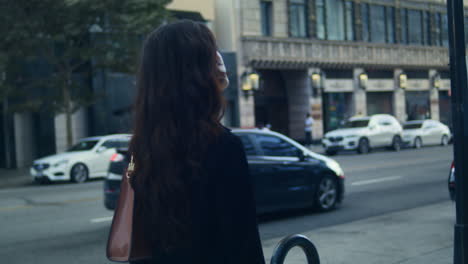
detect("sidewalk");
top-left (262, 201), bottom-right (455, 264)
top-left (0, 168), bottom-right (32, 189)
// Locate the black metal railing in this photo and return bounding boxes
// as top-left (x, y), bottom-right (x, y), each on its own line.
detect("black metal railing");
top-left (270, 234), bottom-right (320, 264)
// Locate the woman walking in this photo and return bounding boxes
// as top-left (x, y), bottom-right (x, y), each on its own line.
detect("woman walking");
top-left (128, 20), bottom-right (265, 263)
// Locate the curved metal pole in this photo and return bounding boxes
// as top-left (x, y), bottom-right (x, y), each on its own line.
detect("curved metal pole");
top-left (270, 234), bottom-right (320, 264)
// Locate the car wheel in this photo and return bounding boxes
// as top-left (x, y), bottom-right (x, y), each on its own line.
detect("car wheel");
top-left (414, 137), bottom-right (423, 149)
top-left (357, 138), bottom-right (370, 154)
top-left (325, 149), bottom-right (338, 156)
top-left (70, 163), bottom-right (89, 183)
top-left (315, 176), bottom-right (338, 211)
top-left (392, 136), bottom-right (402, 152)
top-left (441, 135), bottom-right (449, 146)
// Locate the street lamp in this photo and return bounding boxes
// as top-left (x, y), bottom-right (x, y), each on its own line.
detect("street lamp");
top-left (241, 71), bottom-right (260, 98)
top-left (399, 73), bottom-right (408, 90)
top-left (310, 72), bottom-right (323, 97)
top-left (359, 73), bottom-right (368, 90)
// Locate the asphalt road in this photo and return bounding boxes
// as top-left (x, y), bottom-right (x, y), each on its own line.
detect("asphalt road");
top-left (0, 146), bottom-right (453, 263)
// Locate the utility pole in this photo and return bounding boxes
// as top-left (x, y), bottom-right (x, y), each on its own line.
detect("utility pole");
top-left (1, 71), bottom-right (12, 168)
top-left (447, 0), bottom-right (468, 262)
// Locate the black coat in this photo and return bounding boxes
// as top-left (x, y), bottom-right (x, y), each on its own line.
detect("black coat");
top-left (132, 128), bottom-right (265, 264)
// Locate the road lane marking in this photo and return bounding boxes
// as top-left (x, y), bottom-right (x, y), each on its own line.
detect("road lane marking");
top-left (351, 176), bottom-right (402, 186)
top-left (90, 216), bottom-right (113, 223)
top-left (0, 197), bottom-right (102, 212)
top-left (0, 205), bottom-right (33, 212)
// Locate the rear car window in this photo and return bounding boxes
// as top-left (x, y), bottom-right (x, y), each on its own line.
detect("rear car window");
top-left (255, 135), bottom-right (298, 157)
top-left (68, 140), bottom-right (99, 151)
top-left (404, 123), bottom-right (423, 129)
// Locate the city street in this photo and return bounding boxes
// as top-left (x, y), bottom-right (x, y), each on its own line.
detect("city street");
top-left (0, 146), bottom-right (453, 263)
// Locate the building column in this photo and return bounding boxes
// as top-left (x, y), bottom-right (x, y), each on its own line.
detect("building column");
top-left (393, 69), bottom-right (407, 122)
top-left (308, 68), bottom-right (324, 140)
top-left (238, 95), bottom-right (255, 128)
top-left (353, 68), bottom-right (367, 116)
top-left (429, 69), bottom-right (440, 121)
top-left (13, 112), bottom-right (35, 167)
top-left (282, 70), bottom-right (313, 141)
top-left (54, 107), bottom-right (88, 153)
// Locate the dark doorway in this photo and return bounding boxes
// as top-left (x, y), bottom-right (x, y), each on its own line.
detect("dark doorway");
top-left (255, 70), bottom-right (289, 135)
top-left (367, 92), bottom-right (394, 115)
top-left (33, 112), bottom-right (56, 158)
top-left (323, 92), bottom-right (353, 132)
top-left (406, 91), bottom-right (430, 120)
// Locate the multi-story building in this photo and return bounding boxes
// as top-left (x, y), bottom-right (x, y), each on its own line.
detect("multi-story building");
top-left (215, 0), bottom-right (454, 142)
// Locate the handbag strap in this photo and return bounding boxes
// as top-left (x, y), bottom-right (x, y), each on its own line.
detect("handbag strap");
top-left (127, 155), bottom-right (135, 179)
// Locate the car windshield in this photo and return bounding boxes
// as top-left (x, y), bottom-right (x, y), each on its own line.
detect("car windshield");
top-left (404, 123), bottom-right (423, 129)
top-left (344, 120), bottom-right (369, 128)
top-left (67, 140), bottom-right (99, 152)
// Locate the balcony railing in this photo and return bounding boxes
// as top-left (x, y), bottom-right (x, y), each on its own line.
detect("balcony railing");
top-left (242, 36), bottom-right (449, 70)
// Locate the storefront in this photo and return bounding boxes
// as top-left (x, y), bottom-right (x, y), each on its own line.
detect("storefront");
top-left (366, 92), bottom-right (393, 115)
top-left (323, 92), bottom-right (353, 132)
top-left (406, 91), bottom-right (431, 120)
top-left (322, 69), bottom-right (354, 132)
top-left (254, 70), bottom-right (290, 136)
top-left (366, 71), bottom-right (395, 116)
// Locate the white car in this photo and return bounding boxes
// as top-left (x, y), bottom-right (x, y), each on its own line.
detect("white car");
top-left (30, 134), bottom-right (132, 183)
top-left (402, 120), bottom-right (451, 148)
top-left (322, 114), bottom-right (403, 155)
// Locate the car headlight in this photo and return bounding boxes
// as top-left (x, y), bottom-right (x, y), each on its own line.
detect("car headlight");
top-left (326, 160), bottom-right (344, 177)
top-left (53, 159), bottom-right (69, 167)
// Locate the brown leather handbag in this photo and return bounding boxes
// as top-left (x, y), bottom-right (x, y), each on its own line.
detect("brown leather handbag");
top-left (107, 156), bottom-right (152, 262)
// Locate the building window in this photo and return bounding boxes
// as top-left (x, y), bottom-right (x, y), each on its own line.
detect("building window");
top-left (345, 1), bottom-right (354, 41)
top-left (326, 0), bottom-right (345, 40)
top-left (434, 13), bottom-right (442, 46)
top-left (422, 11), bottom-right (431, 45)
top-left (370, 5), bottom-right (386, 43)
top-left (316, 0), bottom-right (326, 39)
top-left (441, 13), bottom-right (449, 47)
top-left (261, 1), bottom-right (273, 36)
top-left (408, 10), bottom-right (423, 45)
top-left (361, 3), bottom-right (370, 41)
top-left (289, 0), bottom-right (308, 37)
top-left (400, 9), bottom-right (408, 44)
top-left (385, 7), bottom-right (395, 43)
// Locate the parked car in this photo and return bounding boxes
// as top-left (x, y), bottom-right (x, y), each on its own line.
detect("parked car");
top-left (322, 114), bottom-right (403, 155)
top-left (449, 161), bottom-right (455, 201)
top-left (402, 120), bottom-right (451, 148)
top-left (104, 129), bottom-right (345, 214)
top-left (30, 134), bottom-right (131, 183)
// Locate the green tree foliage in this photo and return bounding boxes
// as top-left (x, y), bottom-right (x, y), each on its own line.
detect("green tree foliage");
top-left (0, 0), bottom-right (170, 148)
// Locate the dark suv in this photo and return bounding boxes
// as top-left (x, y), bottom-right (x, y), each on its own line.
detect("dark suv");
top-left (104, 129), bottom-right (345, 213)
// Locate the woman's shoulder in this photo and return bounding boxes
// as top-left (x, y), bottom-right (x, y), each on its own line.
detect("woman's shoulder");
top-left (206, 126), bottom-right (244, 161)
top-left (217, 126), bottom-right (243, 149)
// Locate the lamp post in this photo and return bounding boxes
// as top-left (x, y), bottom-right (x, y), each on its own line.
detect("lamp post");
top-left (1, 71), bottom-right (11, 168)
top-left (447, 0), bottom-right (468, 262)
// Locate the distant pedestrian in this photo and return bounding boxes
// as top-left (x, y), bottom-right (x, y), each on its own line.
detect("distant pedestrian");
top-left (305, 113), bottom-right (314, 147)
top-left (127, 20), bottom-right (265, 264)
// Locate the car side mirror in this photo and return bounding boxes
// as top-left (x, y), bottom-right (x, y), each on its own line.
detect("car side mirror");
top-left (297, 150), bottom-right (306, 161)
top-left (369, 125), bottom-right (377, 130)
top-left (96, 146), bottom-right (107, 153)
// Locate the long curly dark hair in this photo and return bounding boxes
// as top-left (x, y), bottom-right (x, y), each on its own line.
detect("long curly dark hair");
top-left (129, 20), bottom-right (225, 252)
